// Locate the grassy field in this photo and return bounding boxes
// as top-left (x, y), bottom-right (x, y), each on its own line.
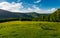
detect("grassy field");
top-left (0, 21), bottom-right (60, 38)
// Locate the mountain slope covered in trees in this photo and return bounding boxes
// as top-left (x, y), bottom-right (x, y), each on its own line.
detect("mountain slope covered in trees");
top-left (33, 9), bottom-right (60, 22)
top-left (49, 9), bottom-right (60, 22)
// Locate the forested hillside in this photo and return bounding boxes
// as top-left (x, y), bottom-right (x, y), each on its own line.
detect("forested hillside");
top-left (49, 9), bottom-right (60, 22)
top-left (33, 9), bottom-right (60, 22)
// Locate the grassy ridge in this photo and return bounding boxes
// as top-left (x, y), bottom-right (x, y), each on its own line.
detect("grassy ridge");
top-left (0, 21), bottom-right (60, 38)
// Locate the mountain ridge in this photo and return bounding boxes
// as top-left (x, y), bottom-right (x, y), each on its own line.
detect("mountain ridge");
top-left (0, 9), bottom-right (40, 20)
top-left (0, 9), bottom-right (60, 22)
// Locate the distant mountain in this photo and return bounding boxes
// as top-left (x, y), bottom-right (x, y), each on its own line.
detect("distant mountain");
top-left (0, 9), bottom-right (40, 20)
top-left (15, 12), bottom-right (40, 18)
top-left (0, 9), bottom-right (19, 20)
top-left (0, 9), bottom-right (60, 22)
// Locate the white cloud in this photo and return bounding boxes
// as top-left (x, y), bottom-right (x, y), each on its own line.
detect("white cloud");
top-left (34, 0), bottom-right (41, 3)
top-left (50, 8), bottom-right (57, 12)
top-left (0, 2), bottom-right (57, 14)
top-left (47, 8), bottom-right (57, 13)
top-left (24, 5), bottom-right (57, 14)
top-left (0, 2), bottom-right (23, 12)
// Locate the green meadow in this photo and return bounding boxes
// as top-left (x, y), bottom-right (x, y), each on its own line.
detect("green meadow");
top-left (0, 21), bottom-right (60, 38)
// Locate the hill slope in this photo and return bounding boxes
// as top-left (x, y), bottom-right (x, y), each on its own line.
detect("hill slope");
top-left (0, 9), bottom-right (40, 20)
top-left (0, 9), bottom-right (19, 20)
top-left (49, 9), bottom-right (60, 21)
top-left (34, 9), bottom-right (60, 22)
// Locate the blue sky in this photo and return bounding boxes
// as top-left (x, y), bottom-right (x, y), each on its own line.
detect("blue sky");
top-left (6, 0), bottom-right (60, 9)
top-left (0, 0), bottom-right (60, 13)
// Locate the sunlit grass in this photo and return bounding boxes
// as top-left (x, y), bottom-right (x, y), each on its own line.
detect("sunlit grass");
top-left (0, 21), bottom-right (60, 38)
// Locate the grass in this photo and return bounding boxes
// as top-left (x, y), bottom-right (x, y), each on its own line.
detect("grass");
top-left (0, 21), bottom-right (60, 38)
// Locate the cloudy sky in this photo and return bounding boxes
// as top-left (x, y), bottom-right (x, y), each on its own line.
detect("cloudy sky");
top-left (0, 0), bottom-right (60, 13)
